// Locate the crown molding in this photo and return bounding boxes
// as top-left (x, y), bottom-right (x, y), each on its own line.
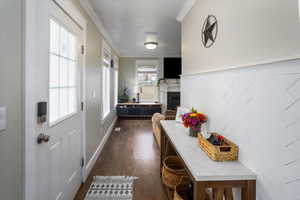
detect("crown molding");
top-left (176, 0), bottom-right (197, 22)
top-left (78, 0), bottom-right (120, 55)
top-left (55, 0), bottom-right (87, 28)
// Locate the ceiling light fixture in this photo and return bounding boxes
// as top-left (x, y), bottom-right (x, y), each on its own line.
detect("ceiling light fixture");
top-left (144, 41), bottom-right (158, 50)
top-left (144, 32), bottom-right (159, 50)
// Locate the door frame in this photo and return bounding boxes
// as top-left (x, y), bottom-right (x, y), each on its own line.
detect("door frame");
top-left (23, 1), bottom-right (87, 200)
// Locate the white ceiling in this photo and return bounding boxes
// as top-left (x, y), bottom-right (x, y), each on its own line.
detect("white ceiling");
top-left (89, 0), bottom-right (186, 57)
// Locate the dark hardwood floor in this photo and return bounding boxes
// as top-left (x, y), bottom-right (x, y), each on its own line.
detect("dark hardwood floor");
top-left (74, 119), bottom-right (168, 200)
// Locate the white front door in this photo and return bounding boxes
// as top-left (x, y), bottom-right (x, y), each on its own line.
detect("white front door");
top-left (36, 1), bottom-right (84, 200)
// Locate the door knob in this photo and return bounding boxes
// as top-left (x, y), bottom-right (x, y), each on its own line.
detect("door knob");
top-left (37, 133), bottom-right (50, 144)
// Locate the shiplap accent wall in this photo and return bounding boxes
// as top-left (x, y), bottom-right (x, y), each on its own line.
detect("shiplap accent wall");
top-left (181, 59), bottom-right (300, 200)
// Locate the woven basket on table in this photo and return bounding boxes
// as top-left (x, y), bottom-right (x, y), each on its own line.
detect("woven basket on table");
top-left (174, 177), bottom-right (211, 200)
top-left (162, 156), bottom-right (188, 189)
top-left (198, 133), bottom-right (238, 161)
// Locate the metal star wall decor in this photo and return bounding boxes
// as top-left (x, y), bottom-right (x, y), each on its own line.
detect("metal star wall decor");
top-left (202, 15), bottom-right (218, 48)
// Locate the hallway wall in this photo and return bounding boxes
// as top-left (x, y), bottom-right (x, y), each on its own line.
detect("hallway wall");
top-left (180, 0), bottom-right (300, 199)
top-left (72, 0), bottom-right (119, 164)
top-left (182, 60), bottom-right (300, 200)
top-left (0, 0), bottom-right (23, 199)
top-left (182, 0), bottom-right (300, 74)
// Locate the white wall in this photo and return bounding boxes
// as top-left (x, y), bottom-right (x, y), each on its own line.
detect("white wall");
top-left (119, 58), bottom-right (137, 99)
top-left (182, 61), bottom-right (300, 200)
top-left (181, 0), bottom-right (300, 199)
top-left (0, 0), bottom-right (23, 199)
top-left (182, 0), bottom-right (300, 74)
top-left (72, 0), bottom-right (118, 163)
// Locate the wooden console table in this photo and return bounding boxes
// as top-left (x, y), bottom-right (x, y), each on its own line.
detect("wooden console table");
top-left (160, 120), bottom-right (257, 200)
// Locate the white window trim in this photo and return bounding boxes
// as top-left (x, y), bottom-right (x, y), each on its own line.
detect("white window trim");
top-left (102, 66), bottom-right (110, 119)
top-left (114, 69), bottom-right (118, 107)
top-left (102, 40), bottom-right (111, 120)
top-left (102, 111), bottom-right (110, 120)
top-left (114, 55), bottom-right (119, 107)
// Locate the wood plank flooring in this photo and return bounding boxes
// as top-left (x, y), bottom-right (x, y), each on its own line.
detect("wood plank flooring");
top-left (74, 119), bottom-right (168, 200)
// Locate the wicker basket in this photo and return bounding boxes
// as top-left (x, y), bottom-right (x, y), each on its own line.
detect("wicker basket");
top-left (198, 133), bottom-right (238, 161)
top-left (162, 156), bottom-right (188, 189)
top-left (174, 177), bottom-right (211, 200)
top-left (174, 177), bottom-right (192, 200)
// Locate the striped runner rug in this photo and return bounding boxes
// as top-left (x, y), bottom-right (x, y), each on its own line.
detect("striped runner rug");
top-left (85, 176), bottom-right (138, 200)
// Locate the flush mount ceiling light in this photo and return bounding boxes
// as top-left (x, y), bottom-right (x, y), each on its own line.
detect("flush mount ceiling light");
top-left (144, 41), bottom-right (158, 50)
top-left (144, 32), bottom-right (158, 50)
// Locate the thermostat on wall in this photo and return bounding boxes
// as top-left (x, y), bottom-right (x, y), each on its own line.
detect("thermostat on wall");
top-left (0, 105), bottom-right (7, 132)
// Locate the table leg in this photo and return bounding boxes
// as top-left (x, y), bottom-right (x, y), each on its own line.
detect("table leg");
top-left (224, 188), bottom-right (233, 200)
top-left (160, 129), bottom-right (166, 177)
top-left (216, 188), bottom-right (224, 200)
top-left (212, 188), bottom-right (217, 200)
top-left (212, 188), bottom-right (233, 200)
top-left (193, 181), bottom-right (206, 200)
top-left (242, 180), bottom-right (256, 200)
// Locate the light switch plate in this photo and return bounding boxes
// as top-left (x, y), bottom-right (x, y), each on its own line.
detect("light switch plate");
top-left (0, 105), bottom-right (7, 132)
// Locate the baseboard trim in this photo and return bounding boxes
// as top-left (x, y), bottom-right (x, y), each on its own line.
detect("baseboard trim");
top-left (83, 117), bottom-right (117, 181)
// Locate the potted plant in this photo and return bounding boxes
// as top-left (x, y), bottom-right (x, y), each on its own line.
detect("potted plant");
top-left (118, 87), bottom-right (129, 103)
top-left (182, 108), bottom-right (207, 137)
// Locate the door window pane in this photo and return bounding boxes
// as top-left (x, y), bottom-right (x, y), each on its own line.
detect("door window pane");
top-left (50, 19), bottom-right (59, 54)
top-left (69, 34), bottom-right (76, 60)
top-left (60, 26), bottom-right (69, 58)
top-left (49, 88), bottom-right (59, 123)
top-left (59, 88), bottom-right (69, 118)
top-left (49, 19), bottom-right (79, 124)
top-left (68, 88), bottom-right (77, 115)
top-left (60, 58), bottom-right (69, 87)
top-left (49, 54), bottom-right (60, 87)
top-left (69, 61), bottom-right (77, 86)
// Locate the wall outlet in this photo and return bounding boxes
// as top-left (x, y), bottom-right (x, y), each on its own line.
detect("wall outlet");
top-left (0, 105), bottom-right (7, 132)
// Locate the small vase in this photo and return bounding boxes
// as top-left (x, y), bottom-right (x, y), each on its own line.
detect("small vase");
top-left (189, 124), bottom-right (201, 137)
